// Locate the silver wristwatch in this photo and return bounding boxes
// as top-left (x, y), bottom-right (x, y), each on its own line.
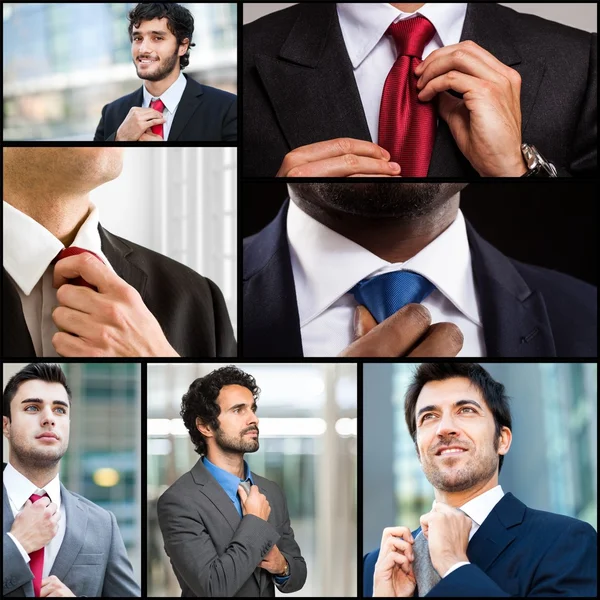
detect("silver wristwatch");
top-left (520, 143), bottom-right (558, 177)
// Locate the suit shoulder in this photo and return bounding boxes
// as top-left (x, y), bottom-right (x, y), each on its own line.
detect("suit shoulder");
top-left (66, 490), bottom-right (114, 523)
top-left (523, 505), bottom-right (597, 538)
top-left (244, 4), bottom-right (304, 38)
top-left (198, 81), bottom-right (237, 103)
top-left (157, 470), bottom-right (195, 508)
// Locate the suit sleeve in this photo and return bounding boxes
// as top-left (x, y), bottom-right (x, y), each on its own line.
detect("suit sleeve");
top-left (206, 278), bottom-right (237, 357)
top-left (101, 511), bottom-right (141, 597)
top-left (428, 519), bottom-right (598, 597)
top-left (3, 533), bottom-right (34, 595)
top-left (221, 95), bottom-right (238, 142)
top-left (272, 485), bottom-right (307, 594)
top-left (157, 488), bottom-right (282, 597)
top-left (94, 104), bottom-right (118, 142)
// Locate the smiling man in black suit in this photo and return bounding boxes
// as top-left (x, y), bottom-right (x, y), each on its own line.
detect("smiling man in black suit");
top-left (95, 3), bottom-right (237, 142)
top-left (243, 2), bottom-right (596, 177)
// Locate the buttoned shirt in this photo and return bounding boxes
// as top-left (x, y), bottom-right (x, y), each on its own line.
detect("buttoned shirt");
top-left (142, 71), bottom-right (187, 140)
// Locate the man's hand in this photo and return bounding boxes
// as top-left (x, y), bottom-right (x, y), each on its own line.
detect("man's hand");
top-left (373, 526), bottom-right (416, 597)
top-left (9, 497), bottom-right (60, 555)
top-left (139, 130), bottom-right (164, 142)
top-left (51, 253), bottom-right (179, 357)
top-left (419, 501), bottom-right (471, 576)
top-left (40, 576), bottom-right (75, 597)
top-left (339, 304), bottom-right (463, 357)
top-left (238, 484), bottom-right (271, 521)
top-left (276, 138), bottom-right (401, 177)
top-left (415, 40), bottom-right (526, 177)
top-left (115, 107), bottom-right (166, 141)
top-left (259, 544), bottom-right (288, 575)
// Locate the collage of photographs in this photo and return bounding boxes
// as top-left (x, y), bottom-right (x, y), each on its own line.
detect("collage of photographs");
top-left (1, 2), bottom-right (597, 598)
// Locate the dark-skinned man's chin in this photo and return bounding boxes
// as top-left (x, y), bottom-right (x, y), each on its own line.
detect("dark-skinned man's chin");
top-left (289, 182), bottom-right (467, 219)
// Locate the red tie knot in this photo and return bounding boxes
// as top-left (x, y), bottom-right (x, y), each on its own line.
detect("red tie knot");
top-left (29, 492), bottom-right (48, 503)
top-left (53, 246), bottom-right (103, 265)
top-left (387, 15), bottom-right (436, 58)
top-left (150, 98), bottom-right (165, 113)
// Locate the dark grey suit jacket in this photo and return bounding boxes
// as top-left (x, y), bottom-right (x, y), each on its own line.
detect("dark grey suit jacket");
top-left (156, 458), bottom-right (307, 597)
top-left (3, 482), bottom-right (140, 597)
top-left (243, 2), bottom-right (597, 177)
top-left (94, 74), bottom-right (237, 142)
top-left (2, 225), bottom-right (236, 358)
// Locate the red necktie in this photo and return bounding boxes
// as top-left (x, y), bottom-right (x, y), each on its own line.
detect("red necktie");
top-left (150, 98), bottom-right (165, 138)
top-left (378, 16), bottom-right (437, 177)
top-left (53, 246), bottom-right (104, 291)
top-left (28, 493), bottom-right (48, 597)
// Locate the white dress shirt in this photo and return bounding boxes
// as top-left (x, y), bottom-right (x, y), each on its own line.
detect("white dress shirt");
top-left (142, 71), bottom-right (187, 140)
top-left (441, 484), bottom-right (505, 577)
top-left (3, 201), bottom-right (113, 357)
top-left (4, 462), bottom-right (67, 578)
top-left (286, 190), bottom-right (486, 357)
top-left (337, 3), bottom-right (468, 143)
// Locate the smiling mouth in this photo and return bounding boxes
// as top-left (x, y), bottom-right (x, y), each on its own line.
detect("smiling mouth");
top-left (138, 57), bottom-right (158, 64)
top-left (436, 448), bottom-right (468, 456)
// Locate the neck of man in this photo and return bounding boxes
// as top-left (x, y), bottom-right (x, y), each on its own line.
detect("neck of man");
top-left (4, 180), bottom-right (91, 247)
top-left (206, 447), bottom-right (246, 479)
top-left (295, 198), bottom-right (460, 263)
top-left (9, 456), bottom-right (60, 490)
top-left (434, 473), bottom-right (499, 508)
top-left (144, 66), bottom-right (181, 98)
top-left (390, 3), bottom-right (425, 13)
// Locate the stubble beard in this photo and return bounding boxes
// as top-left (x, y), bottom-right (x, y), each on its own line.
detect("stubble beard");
top-left (11, 439), bottom-right (67, 471)
top-left (214, 427), bottom-right (260, 455)
top-left (135, 49), bottom-right (179, 82)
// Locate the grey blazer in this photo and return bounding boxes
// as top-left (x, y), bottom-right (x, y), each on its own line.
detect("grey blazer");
top-left (2, 483), bottom-right (140, 597)
top-left (157, 458), bottom-right (307, 597)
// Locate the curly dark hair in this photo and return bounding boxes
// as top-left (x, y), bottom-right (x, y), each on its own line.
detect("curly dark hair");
top-left (404, 363), bottom-right (512, 473)
top-left (127, 3), bottom-right (196, 69)
top-left (3, 363), bottom-right (71, 421)
top-left (180, 366), bottom-right (261, 456)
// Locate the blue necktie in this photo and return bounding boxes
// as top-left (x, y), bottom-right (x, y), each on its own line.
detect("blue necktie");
top-left (351, 270), bottom-right (435, 323)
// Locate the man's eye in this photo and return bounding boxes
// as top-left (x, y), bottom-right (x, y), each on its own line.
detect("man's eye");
top-left (55, 407), bottom-right (66, 414)
top-left (25, 405), bottom-right (38, 412)
top-left (422, 413), bottom-right (434, 421)
top-left (460, 407), bottom-right (476, 413)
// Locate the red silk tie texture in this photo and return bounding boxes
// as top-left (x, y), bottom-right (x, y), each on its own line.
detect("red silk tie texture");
top-left (53, 246), bottom-right (103, 291)
top-left (28, 493), bottom-right (48, 597)
top-left (378, 16), bottom-right (437, 177)
top-left (150, 98), bottom-right (165, 138)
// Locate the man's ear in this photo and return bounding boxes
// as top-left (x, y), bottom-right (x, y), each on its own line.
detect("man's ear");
top-left (196, 416), bottom-right (213, 438)
top-left (179, 38), bottom-right (190, 56)
top-left (3, 415), bottom-right (11, 439)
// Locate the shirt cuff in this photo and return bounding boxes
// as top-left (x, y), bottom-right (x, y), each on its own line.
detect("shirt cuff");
top-left (273, 574), bottom-right (290, 584)
top-left (7, 532), bottom-right (31, 564)
top-left (442, 561), bottom-right (471, 578)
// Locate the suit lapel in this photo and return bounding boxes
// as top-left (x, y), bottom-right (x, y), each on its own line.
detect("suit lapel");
top-left (98, 226), bottom-right (148, 296)
top-left (467, 221), bottom-right (556, 357)
top-left (50, 485), bottom-right (88, 582)
top-left (168, 75), bottom-right (203, 141)
top-left (2, 269), bottom-right (36, 357)
top-left (255, 3), bottom-right (370, 150)
top-left (243, 202), bottom-right (303, 357)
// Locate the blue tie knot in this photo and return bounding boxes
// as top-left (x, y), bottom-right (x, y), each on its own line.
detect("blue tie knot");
top-left (351, 270), bottom-right (435, 323)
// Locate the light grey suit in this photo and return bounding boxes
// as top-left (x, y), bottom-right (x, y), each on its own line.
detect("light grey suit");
top-left (157, 458), bottom-right (307, 597)
top-left (3, 482), bottom-right (140, 597)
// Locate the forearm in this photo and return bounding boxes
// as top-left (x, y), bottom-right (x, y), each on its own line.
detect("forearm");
top-left (3, 533), bottom-right (35, 595)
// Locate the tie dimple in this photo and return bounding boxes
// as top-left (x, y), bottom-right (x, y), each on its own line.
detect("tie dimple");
top-left (28, 492), bottom-right (49, 597)
top-left (53, 246), bottom-right (103, 291)
top-left (150, 98), bottom-right (165, 138)
top-left (351, 270), bottom-right (435, 324)
top-left (378, 16), bottom-right (437, 177)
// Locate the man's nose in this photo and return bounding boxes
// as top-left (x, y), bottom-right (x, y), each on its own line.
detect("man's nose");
top-left (40, 408), bottom-right (55, 427)
top-left (436, 412), bottom-right (459, 437)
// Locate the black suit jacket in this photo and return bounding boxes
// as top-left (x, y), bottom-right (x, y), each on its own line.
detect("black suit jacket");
top-left (2, 226), bottom-right (236, 358)
top-left (243, 3), bottom-right (597, 177)
top-left (94, 74), bottom-right (237, 141)
top-left (242, 202), bottom-right (597, 358)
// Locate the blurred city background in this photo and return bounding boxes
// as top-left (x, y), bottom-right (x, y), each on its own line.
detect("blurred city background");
top-left (147, 363), bottom-right (357, 597)
top-left (362, 362), bottom-right (598, 555)
top-left (3, 3), bottom-right (237, 140)
top-left (90, 147), bottom-right (237, 334)
top-left (2, 362), bottom-right (142, 585)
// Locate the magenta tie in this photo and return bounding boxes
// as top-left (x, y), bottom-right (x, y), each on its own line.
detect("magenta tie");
top-left (53, 246), bottom-right (104, 291)
top-left (378, 16), bottom-right (437, 177)
top-left (150, 98), bottom-right (165, 138)
top-left (28, 493), bottom-right (48, 597)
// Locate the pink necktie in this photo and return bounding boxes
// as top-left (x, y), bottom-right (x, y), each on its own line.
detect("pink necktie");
top-left (378, 16), bottom-right (437, 177)
top-left (28, 493), bottom-right (48, 597)
top-left (53, 246), bottom-right (104, 291)
top-left (150, 98), bottom-right (165, 138)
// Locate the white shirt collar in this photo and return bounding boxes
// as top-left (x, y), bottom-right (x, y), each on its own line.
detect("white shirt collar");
top-left (3, 200), bottom-right (106, 296)
top-left (433, 485), bottom-right (505, 527)
top-left (4, 461), bottom-right (62, 512)
top-left (337, 2), bottom-right (468, 68)
top-left (142, 71), bottom-right (187, 113)
top-left (286, 190), bottom-right (482, 327)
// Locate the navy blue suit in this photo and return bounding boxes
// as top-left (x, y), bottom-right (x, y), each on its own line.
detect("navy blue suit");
top-left (363, 493), bottom-right (597, 597)
top-left (243, 201), bottom-right (597, 358)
